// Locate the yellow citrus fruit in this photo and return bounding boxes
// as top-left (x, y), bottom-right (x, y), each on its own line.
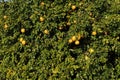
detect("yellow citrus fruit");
top-left (19, 38), bottom-right (23, 42)
top-left (73, 20), bottom-right (77, 24)
top-left (4, 15), bottom-right (7, 19)
top-left (71, 36), bottom-right (76, 41)
top-left (71, 5), bottom-right (76, 10)
top-left (21, 28), bottom-right (25, 33)
top-left (40, 2), bottom-right (45, 6)
top-left (4, 24), bottom-right (8, 29)
top-left (85, 56), bottom-right (89, 60)
top-left (40, 17), bottom-right (44, 22)
top-left (66, 22), bottom-right (71, 26)
top-left (44, 29), bottom-right (49, 34)
top-left (75, 40), bottom-right (80, 45)
top-left (68, 39), bottom-right (73, 44)
top-left (88, 48), bottom-right (94, 53)
top-left (77, 34), bottom-right (81, 40)
top-left (89, 12), bottom-right (92, 16)
top-left (21, 40), bottom-right (26, 45)
top-left (58, 26), bottom-right (63, 30)
top-left (92, 31), bottom-right (97, 36)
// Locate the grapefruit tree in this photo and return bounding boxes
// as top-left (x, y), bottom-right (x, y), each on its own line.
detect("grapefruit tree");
top-left (0, 0), bottom-right (120, 80)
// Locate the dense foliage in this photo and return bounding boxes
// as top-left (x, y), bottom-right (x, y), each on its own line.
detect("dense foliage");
top-left (0, 0), bottom-right (120, 79)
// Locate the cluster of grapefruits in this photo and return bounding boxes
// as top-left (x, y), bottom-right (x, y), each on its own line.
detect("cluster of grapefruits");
top-left (19, 28), bottom-right (26, 45)
top-left (68, 34), bottom-right (82, 45)
top-left (3, 15), bottom-right (8, 29)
